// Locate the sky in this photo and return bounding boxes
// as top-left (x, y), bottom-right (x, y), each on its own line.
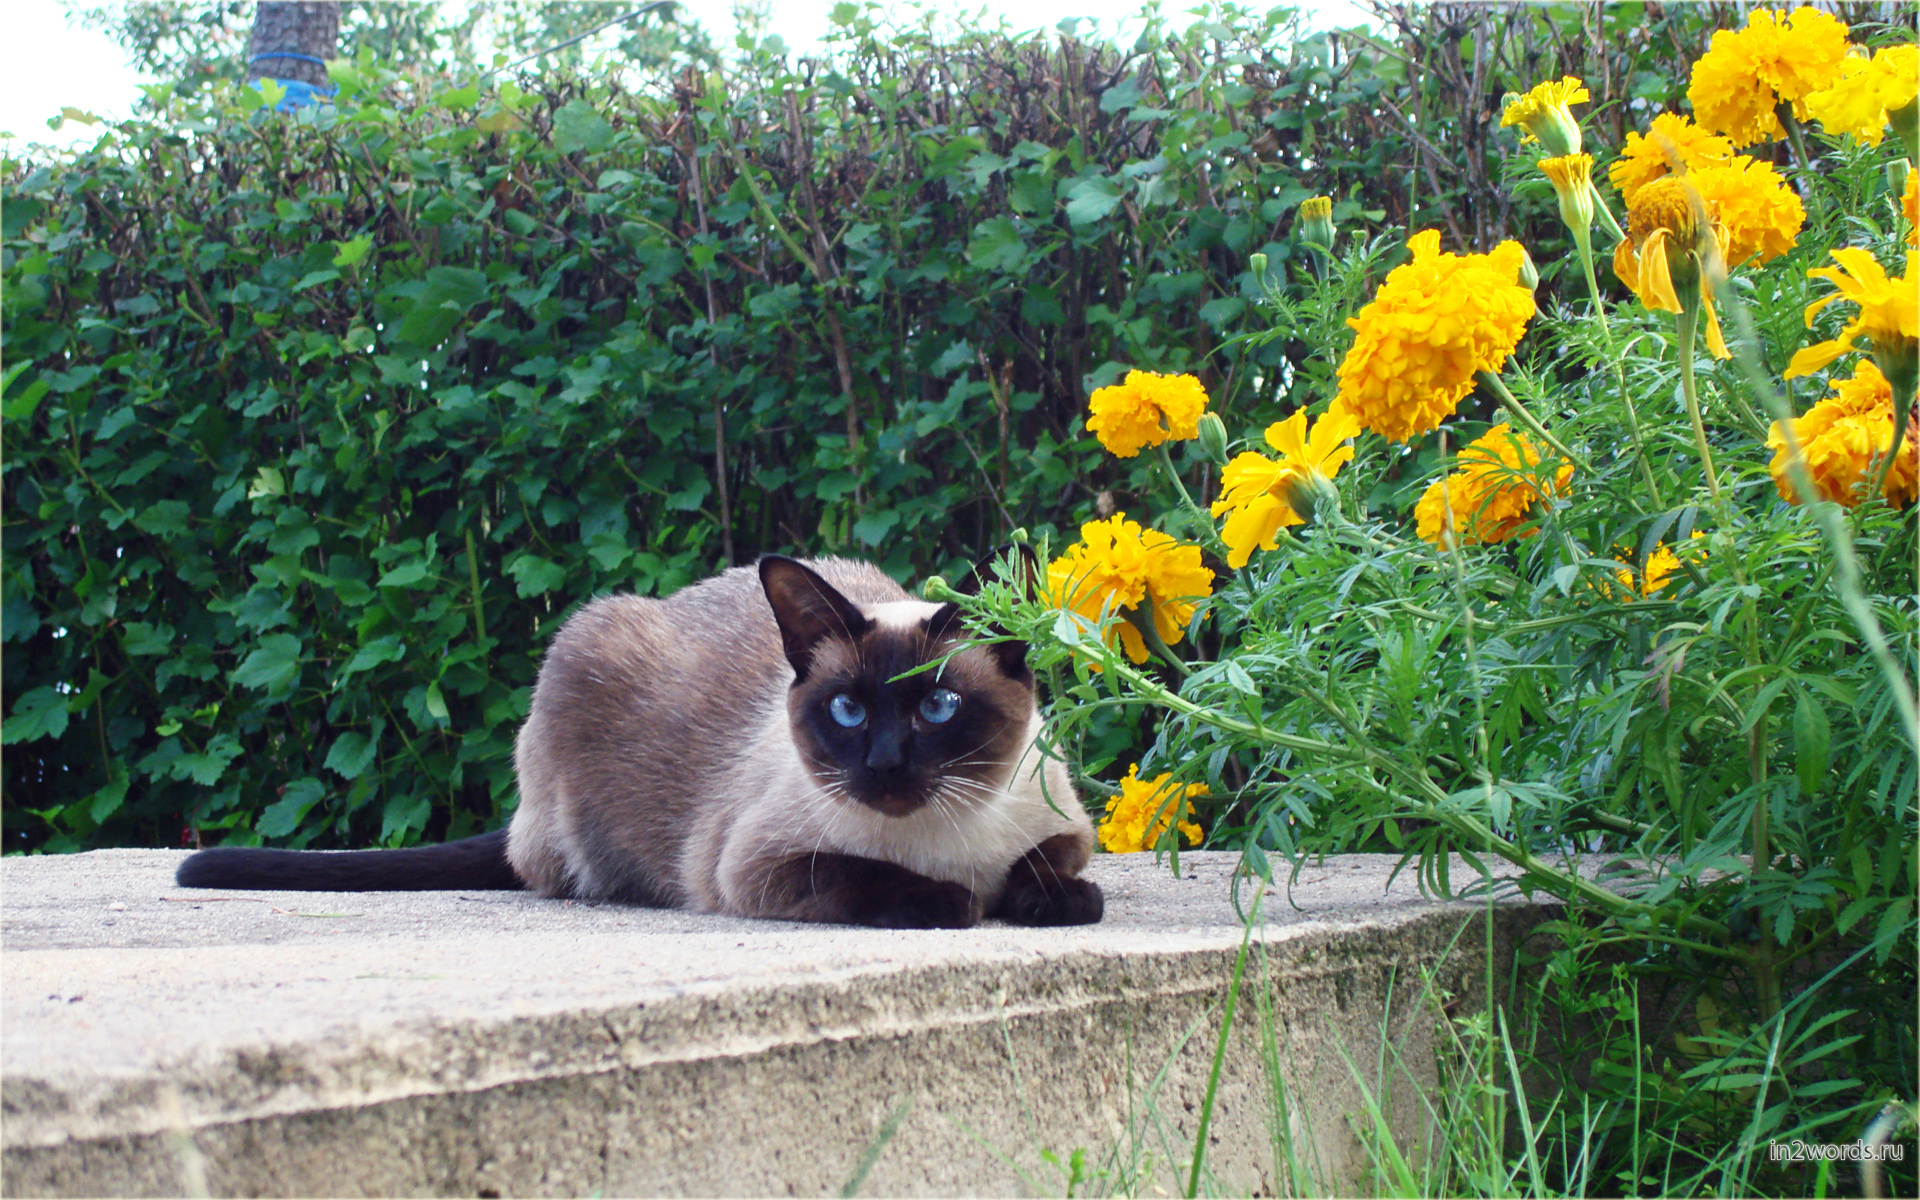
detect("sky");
top-left (1, 0), bottom-right (1372, 151)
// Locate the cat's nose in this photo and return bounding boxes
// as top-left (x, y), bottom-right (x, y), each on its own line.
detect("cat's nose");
top-left (865, 726), bottom-right (907, 772)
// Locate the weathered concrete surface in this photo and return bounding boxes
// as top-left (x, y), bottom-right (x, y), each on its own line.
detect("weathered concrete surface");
top-left (3, 849), bottom-right (1554, 1197)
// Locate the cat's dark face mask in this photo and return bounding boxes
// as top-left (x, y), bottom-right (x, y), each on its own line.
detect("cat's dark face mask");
top-left (792, 638), bottom-right (1020, 817)
top-left (760, 556), bottom-right (1033, 817)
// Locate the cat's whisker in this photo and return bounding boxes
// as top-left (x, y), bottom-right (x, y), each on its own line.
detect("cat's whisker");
top-left (927, 790), bottom-right (983, 886)
top-left (935, 775), bottom-right (1012, 803)
top-left (937, 724), bottom-right (1014, 772)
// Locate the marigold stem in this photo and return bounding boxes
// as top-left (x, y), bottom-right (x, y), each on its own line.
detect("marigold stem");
top-left (1675, 306), bottom-right (1726, 515)
top-left (1862, 373), bottom-right (1915, 511)
top-left (1155, 442), bottom-right (1231, 560)
top-left (1129, 586), bottom-right (1192, 679)
top-left (1473, 370), bottom-right (1592, 475)
top-left (1746, 716), bottom-right (1783, 1025)
top-left (1587, 178), bottom-right (1626, 244)
top-left (1569, 220), bottom-right (1663, 508)
top-left (1103, 654), bottom-right (1733, 942)
top-left (1777, 106), bottom-right (1814, 176)
top-left (1154, 442), bottom-right (1201, 515)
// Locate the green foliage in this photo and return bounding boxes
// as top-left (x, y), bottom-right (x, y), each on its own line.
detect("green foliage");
top-left (938, 7), bottom-right (1918, 1193)
top-left (1017, 312), bottom-right (1918, 1193)
top-left (8, 2), bottom-right (1515, 854)
top-left (7, 0), bottom-right (1748, 855)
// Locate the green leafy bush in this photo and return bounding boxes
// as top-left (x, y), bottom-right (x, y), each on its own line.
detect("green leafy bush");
top-left (4, 2), bottom-right (1736, 855)
top-left (3, 4), bottom-right (1476, 852)
top-left (944, 11), bottom-right (1917, 1192)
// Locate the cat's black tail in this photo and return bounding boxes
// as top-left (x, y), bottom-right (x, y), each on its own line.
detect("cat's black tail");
top-left (175, 828), bottom-right (523, 892)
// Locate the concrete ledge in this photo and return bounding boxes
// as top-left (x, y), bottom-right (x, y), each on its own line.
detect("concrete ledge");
top-left (4, 849), bottom-right (1554, 1197)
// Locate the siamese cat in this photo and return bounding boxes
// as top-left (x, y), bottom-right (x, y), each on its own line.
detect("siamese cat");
top-left (175, 554), bottom-right (1103, 929)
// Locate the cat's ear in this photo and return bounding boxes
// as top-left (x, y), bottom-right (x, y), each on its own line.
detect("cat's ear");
top-left (932, 545), bottom-right (1040, 683)
top-left (759, 557), bottom-right (873, 680)
top-left (952, 543), bottom-right (1043, 601)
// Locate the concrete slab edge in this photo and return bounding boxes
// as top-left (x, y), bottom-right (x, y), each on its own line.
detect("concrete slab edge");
top-left (7, 905), bottom-right (1500, 1152)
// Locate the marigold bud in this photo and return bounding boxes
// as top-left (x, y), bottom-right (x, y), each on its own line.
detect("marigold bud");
top-left (1195, 413), bottom-right (1230, 466)
top-left (1515, 244), bottom-right (1540, 291)
top-left (1889, 96), bottom-right (1919, 160)
top-left (1279, 469), bottom-right (1343, 526)
top-left (1501, 77), bottom-right (1588, 158)
top-left (1297, 196), bottom-right (1335, 252)
top-left (1539, 153), bottom-right (1595, 238)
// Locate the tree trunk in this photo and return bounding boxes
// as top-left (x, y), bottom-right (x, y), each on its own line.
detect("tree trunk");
top-left (244, 2), bottom-right (341, 86)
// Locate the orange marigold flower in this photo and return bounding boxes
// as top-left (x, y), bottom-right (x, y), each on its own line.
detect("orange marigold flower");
top-left (1208, 407), bottom-right (1360, 569)
top-left (1613, 175), bottom-right (1732, 358)
top-left (1331, 230), bottom-right (1535, 443)
top-left (1096, 764), bottom-right (1206, 853)
top-left (1688, 156), bottom-right (1805, 267)
top-left (1085, 370), bottom-right (1209, 458)
top-left (1613, 175), bottom-right (1732, 355)
top-left (1608, 117), bottom-right (1803, 269)
top-left (1689, 6), bottom-right (1853, 147)
top-left (1767, 360), bottom-right (1917, 507)
top-left (1046, 514), bottom-right (1214, 664)
top-left (1608, 114), bottom-right (1736, 205)
top-left (1784, 248), bottom-right (1920, 383)
top-left (1414, 424), bottom-right (1574, 549)
top-left (1803, 43), bottom-right (1919, 147)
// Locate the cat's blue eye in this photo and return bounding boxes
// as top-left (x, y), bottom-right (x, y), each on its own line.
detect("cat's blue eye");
top-left (829, 694), bottom-right (866, 728)
top-left (919, 688), bottom-right (961, 725)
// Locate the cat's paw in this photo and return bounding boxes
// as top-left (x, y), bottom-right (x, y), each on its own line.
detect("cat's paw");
top-left (996, 873), bottom-right (1103, 927)
top-left (866, 878), bottom-right (983, 929)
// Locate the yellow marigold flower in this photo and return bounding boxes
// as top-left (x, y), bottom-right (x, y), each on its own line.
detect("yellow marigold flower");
top-left (1085, 370), bottom-right (1209, 458)
top-left (1415, 425), bottom-right (1573, 549)
top-left (1688, 156), bottom-right (1805, 267)
top-left (1046, 514), bottom-right (1214, 664)
top-left (1689, 6), bottom-right (1853, 147)
top-left (1768, 359), bottom-right (1918, 507)
top-left (1641, 543), bottom-right (1683, 593)
top-left (1613, 174), bottom-right (1732, 358)
top-left (1784, 249), bottom-right (1920, 387)
top-left (1208, 407), bottom-right (1359, 569)
top-left (1501, 76), bottom-right (1589, 156)
top-left (1612, 531), bottom-right (1706, 597)
top-left (1608, 114), bottom-right (1736, 205)
top-left (1803, 44), bottom-right (1918, 148)
top-left (1610, 131), bottom-right (1802, 268)
top-left (1097, 764), bottom-right (1206, 853)
top-left (1331, 231), bottom-right (1535, 444)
